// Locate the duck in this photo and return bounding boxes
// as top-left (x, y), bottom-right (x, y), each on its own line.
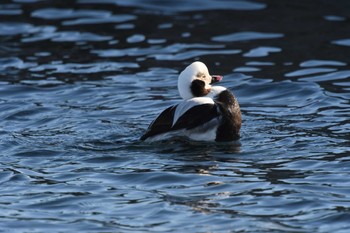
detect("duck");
top-left (140, 61), bottom-right (241, 142)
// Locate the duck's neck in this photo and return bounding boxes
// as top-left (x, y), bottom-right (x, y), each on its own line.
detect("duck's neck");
top-left (207, 86), bottom-right (227, 99)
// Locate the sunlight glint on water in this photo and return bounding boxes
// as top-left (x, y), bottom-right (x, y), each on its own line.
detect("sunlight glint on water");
top-left (0, 0), bottom-right (349, 232)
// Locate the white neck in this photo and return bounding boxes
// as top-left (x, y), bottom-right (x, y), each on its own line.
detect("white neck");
top-left (178, 78), bottom-right (192, 100)
top-left (206, 86), bottom-right (227, 99)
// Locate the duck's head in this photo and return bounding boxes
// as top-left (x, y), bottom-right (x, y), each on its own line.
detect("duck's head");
top-left (178, 61), bottom-right (223, 100)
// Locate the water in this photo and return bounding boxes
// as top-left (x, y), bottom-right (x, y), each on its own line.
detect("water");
top-left (1, 0), bottom-right (350, 232)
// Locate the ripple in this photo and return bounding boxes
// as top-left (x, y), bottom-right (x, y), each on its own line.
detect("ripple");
top-left (13, 0), bottom-right (43, 2)
top-left (0, 23), bottom-right (40, 36)
top-left (0, 9), bottom-right (23, 15)
top-left (32, 8), bottom-right (136, 24)
top-left (324, 15), bottom-right (346, 21)
top-left (243, 46), bottom-right (281, 57)
top-left (79, 0), bottom-right (266, 12)
top-left (233, 67), bottom-right (260, 72)
top-left (1, 1), bottom-right (350, 232)
top-left (32, 8), bottom-right (106, 19)
top-left (92, 47), bottom-right (162, 57)
top-left (20, 25), bottom-right (57, 43)
top-left (0, 57), bottom-right (24, 70)
top-left (29, 62), bottom-right (139, 73)
top-left (300, 60), bottom-right (347, 67)
top-left (143, 43), bottom-right (241, 60)
top-left (52, 31), bottom-right (112, 42)
top-left (0, 57), bottom-right (37, 70)
top-left (285, 68), bottom-right (337, 77)
top-left (147, 39), bottom-right (167, 44)
top-left (151, 49), bottom-right (241, 61)
top-left (20, 79), bottom-right (65, 87)
top-left (332, 39), bottom-right (350, 47)
top-left (158, 23), bottom-right (173, 29)
top-left (236, 77), bottom-right (331, 115)
top-left (0, 3), bottom-right (22, 15)
top-left (246, 61), bottom-right (275, 66)
top-left (93, 43), bottom-right (241, 61)
top-left (127, 34), bottom-right (146, 43)
top-left (20, 27), bottom-right (112, 43)
top-left (298, 70), bottom-right (350, 82)
top-left (63, 15), bottom-right (136, 26)
top-left (115, 23), bottom-right (135, 30)
top-left (212, 31), bottom-right (283, 42)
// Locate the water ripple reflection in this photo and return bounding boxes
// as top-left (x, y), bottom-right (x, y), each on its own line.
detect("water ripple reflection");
top-left (32, 8), bottom-right (137, 26)
top-left (0, 0), bottom-right (350, 232)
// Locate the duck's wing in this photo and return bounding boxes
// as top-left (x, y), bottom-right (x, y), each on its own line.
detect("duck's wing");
top-left (172, 97), bottom-right (215, 125)
top-left (171, 103), bottom-right (218, 131)
top-left (140, 105), bottom-right (176, 140)
top-left (140, 98), bottom-right (219, 141)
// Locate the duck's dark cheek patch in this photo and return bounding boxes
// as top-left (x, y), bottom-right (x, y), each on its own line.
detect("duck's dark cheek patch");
top-left (191, 79), bottom-right (210, 97)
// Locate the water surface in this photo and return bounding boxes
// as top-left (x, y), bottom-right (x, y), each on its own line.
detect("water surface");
top-left (0, 0), bottom-right (350, 232)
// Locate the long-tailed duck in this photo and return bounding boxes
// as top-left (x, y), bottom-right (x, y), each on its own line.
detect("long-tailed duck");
top-left (140, 61), bottom-right (241, 142)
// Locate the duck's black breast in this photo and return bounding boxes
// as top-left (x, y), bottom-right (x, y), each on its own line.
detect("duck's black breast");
top-left (214, 90), bottom-right (242, 142)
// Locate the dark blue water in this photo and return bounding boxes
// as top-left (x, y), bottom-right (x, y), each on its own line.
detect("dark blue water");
top-left (1, 0), bottom-right (350, 232)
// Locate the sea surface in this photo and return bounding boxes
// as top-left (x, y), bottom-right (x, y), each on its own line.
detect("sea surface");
top-left (1, 0), bottom-right (350, 232)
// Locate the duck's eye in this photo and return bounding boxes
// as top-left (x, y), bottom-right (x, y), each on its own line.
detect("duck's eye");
top-left (196, 72), bottom-right (206, 80)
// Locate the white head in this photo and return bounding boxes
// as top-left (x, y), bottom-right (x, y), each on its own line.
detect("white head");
top-left (178, 61), bottom-right (223, 100)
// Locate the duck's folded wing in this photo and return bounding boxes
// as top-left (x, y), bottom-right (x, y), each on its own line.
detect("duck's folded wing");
top-left (172, 103), bottom-right (218, 130)
top-left (140, 103), bottom-right (218, 140)
top-left (140, 105), bottom-right (176, 140)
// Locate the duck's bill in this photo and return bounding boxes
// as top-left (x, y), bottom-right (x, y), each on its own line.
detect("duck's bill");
top-left (211, 75), bottom-right (223, 84)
